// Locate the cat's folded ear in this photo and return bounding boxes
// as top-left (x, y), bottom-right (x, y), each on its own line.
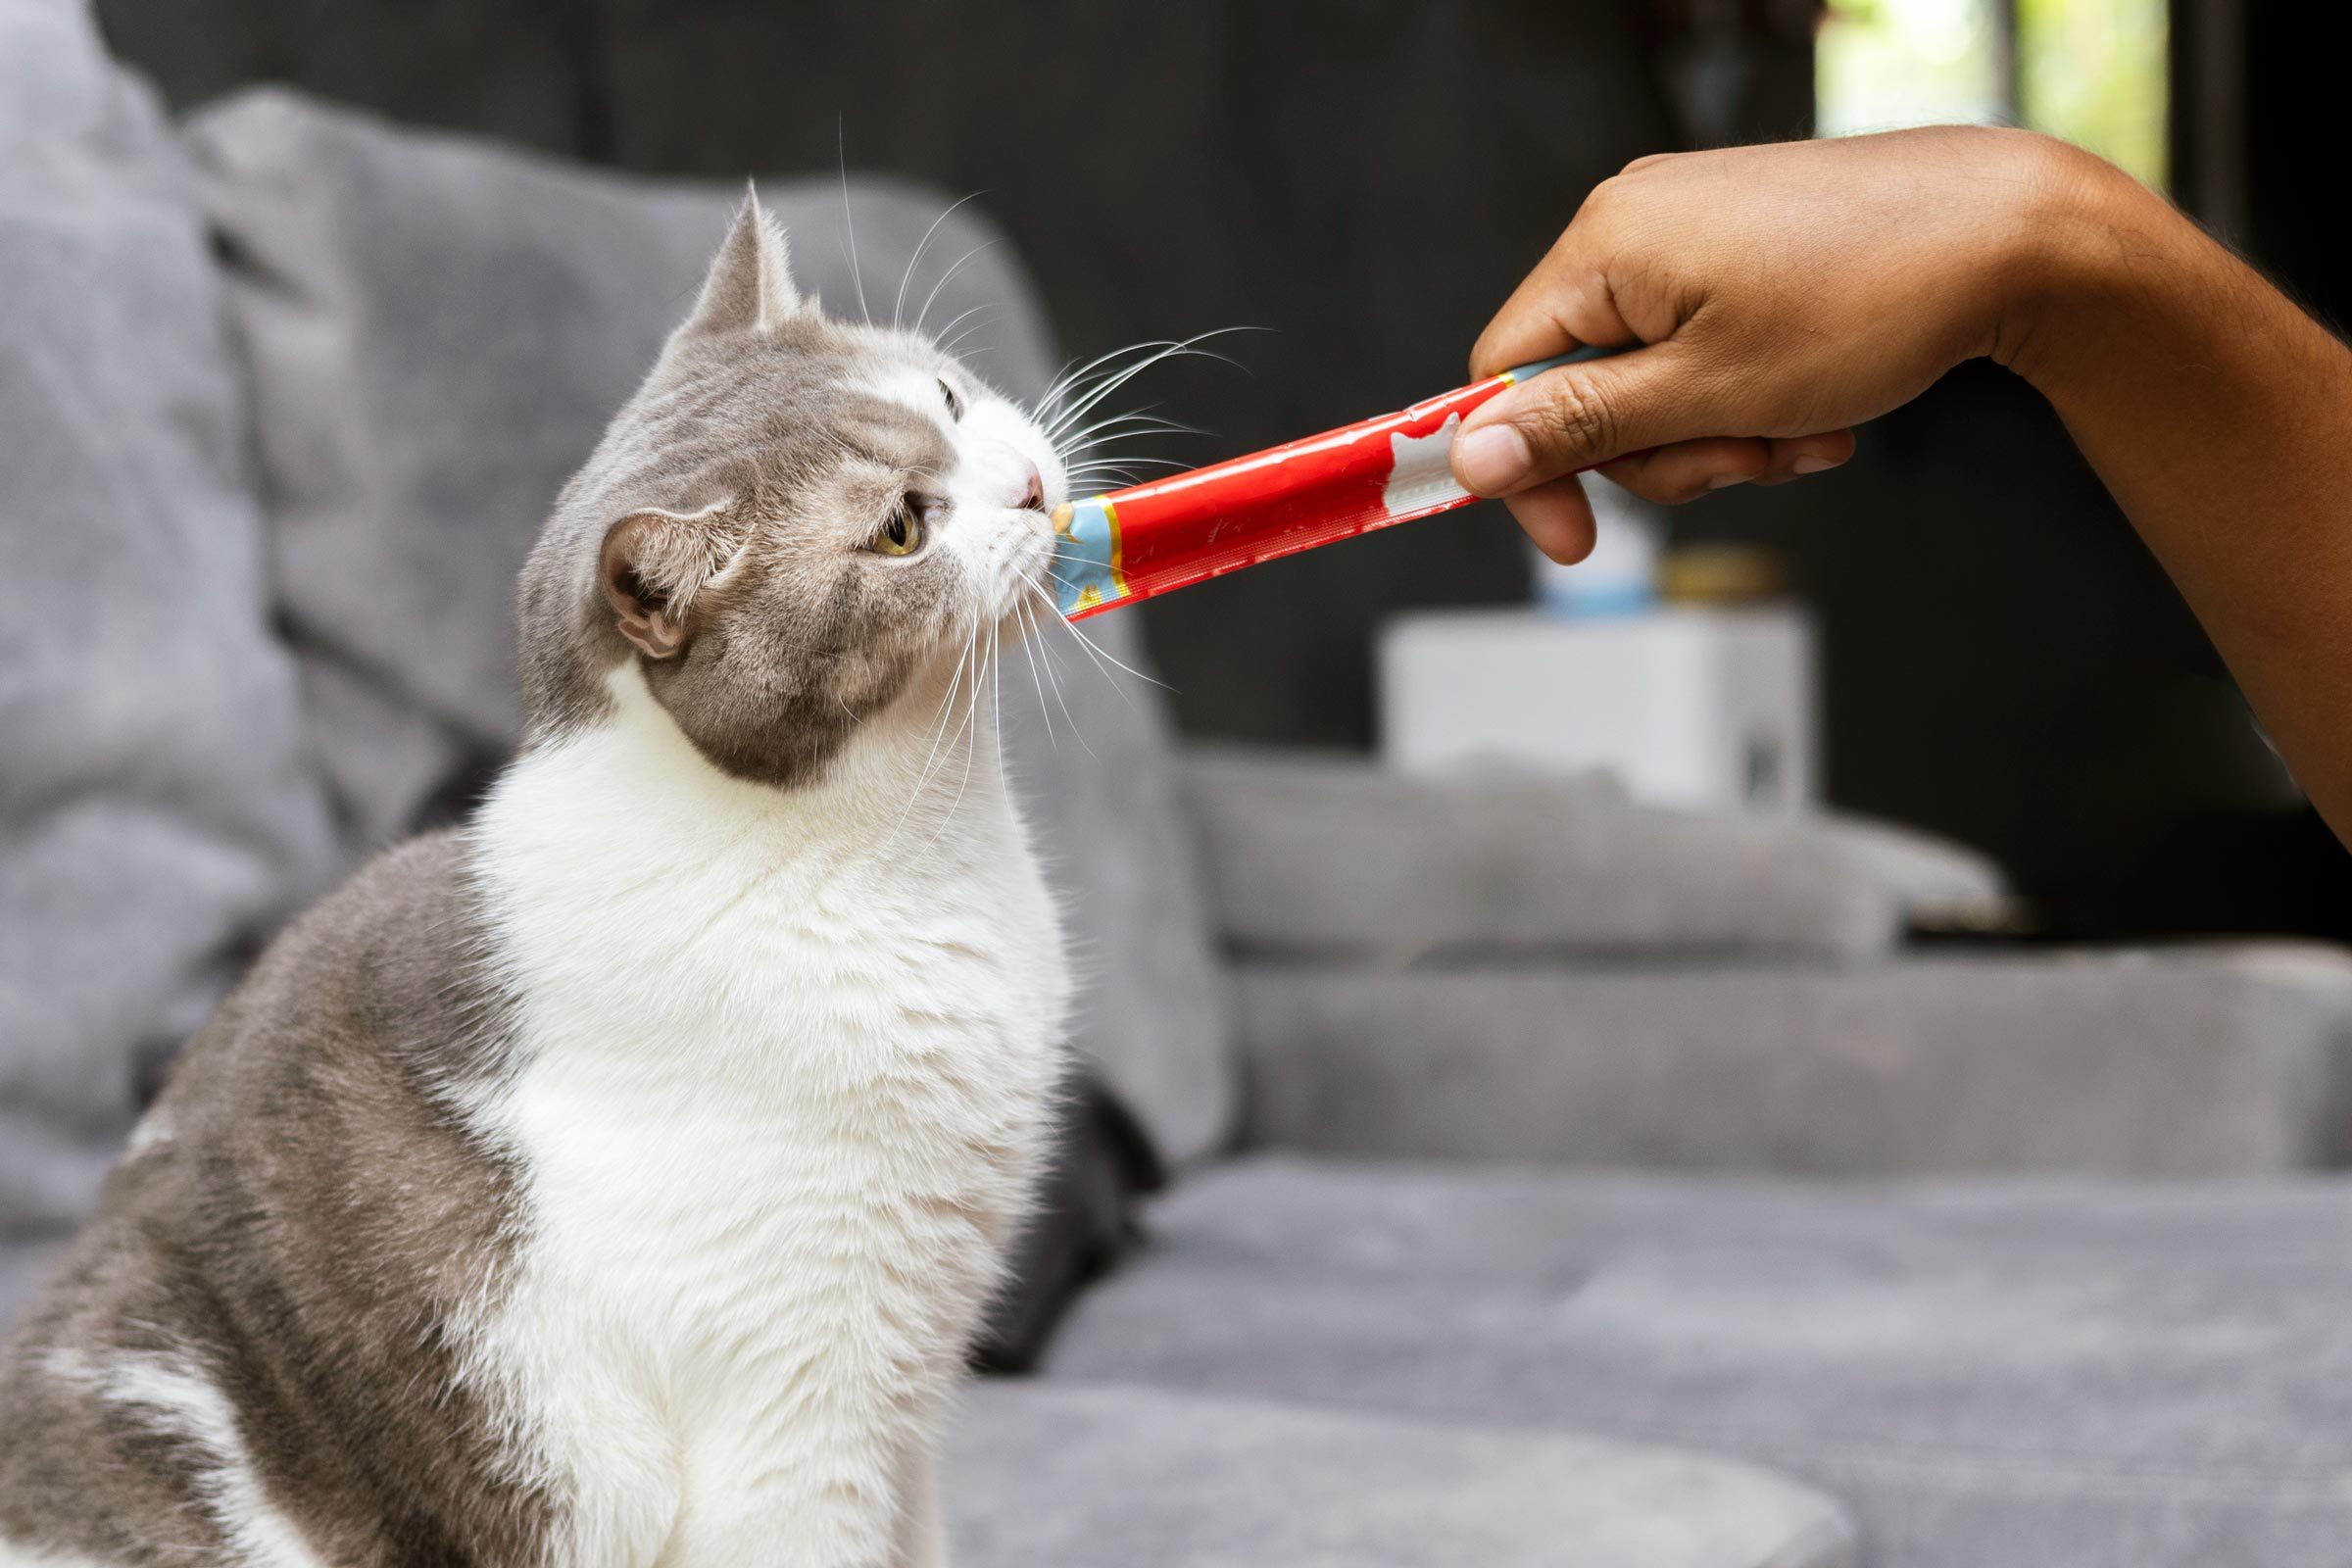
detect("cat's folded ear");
top-left (677, 186), bottom-right (801, 338)
top-left (599, 502), bottom-right (742, 660)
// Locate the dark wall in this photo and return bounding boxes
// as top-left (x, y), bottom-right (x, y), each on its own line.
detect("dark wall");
top-left (589, 1), bottom-right (1679, 746)
top-left (95, 0), bottom-right (2352, 939)
top-left (103, 0), bottom-right (1679, 749)
top-left (2240, 5), bottom-right (2352, 334)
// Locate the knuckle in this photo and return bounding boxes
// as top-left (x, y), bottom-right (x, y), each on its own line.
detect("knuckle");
top-left (1529, 373), bottom-right (1615, 462)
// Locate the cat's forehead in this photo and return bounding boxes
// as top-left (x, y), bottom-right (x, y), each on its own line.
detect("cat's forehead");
top-left (773, 330), bottom-right (991, 475)
top-left (826, 387), bottom-right (955, 479)
top-left (657, 329), bottom-right (937, 465)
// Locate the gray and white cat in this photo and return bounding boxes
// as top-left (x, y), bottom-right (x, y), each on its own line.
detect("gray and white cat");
top-left (0, 193), bottom-right (1072, 1568)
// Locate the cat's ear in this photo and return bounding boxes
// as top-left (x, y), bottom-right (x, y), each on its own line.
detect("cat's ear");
top-left (679, 187), bottom-right (800, 337)
top-left (599, 501), bottom-right (739, 660)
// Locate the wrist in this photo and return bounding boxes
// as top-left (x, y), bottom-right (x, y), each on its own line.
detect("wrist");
top-left (1987, 133), bottom-right (2190, 392)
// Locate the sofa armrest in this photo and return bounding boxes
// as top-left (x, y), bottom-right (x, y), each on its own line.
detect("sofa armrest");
top-left (1181, 748), bottom-right (2007, 964)
top-left (1235, 944), bottom-right (2352, 1175)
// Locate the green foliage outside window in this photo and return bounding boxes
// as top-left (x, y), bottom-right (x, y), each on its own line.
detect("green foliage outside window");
top-left (1820, 0), bottom-right (2167, 190)
top-left (2017, 0), bottom-right (2168, 187)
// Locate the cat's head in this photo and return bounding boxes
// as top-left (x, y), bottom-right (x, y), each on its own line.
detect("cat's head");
top-left (517, 190), bottom-right (1065, 786)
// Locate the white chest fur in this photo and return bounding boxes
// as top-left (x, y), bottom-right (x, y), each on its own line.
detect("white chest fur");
top-left (463, 666), bottom-right (1066, 1567)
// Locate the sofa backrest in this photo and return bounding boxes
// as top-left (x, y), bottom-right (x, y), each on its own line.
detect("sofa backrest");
top-left (0, 4), bottom-right (339, 1276)
top-left (183, 89), bottom-right (1234, 1167)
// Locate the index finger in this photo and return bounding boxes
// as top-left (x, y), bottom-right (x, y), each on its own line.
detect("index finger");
top-left (1469, 213), bottom-right (1638, 379)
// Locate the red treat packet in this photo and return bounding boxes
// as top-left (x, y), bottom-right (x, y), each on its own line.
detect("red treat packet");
top-left (1049, 348), bottom-right (1611, 619)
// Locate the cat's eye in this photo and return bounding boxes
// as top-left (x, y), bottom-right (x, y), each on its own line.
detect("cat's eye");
top-left (869, 498), bottom-right (927, 557)
top-left (938, 378), bottom-right (963, 421)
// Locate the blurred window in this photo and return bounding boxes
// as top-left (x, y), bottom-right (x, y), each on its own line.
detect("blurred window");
top-left (1818, 0), bottom-right (2167, 188)
top-left (1818, 0), bottom-right (2010, 133)
top-left (2016, 0), bottom-right (2167, 186)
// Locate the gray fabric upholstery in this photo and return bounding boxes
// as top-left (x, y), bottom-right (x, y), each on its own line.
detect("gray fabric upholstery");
top-left (1237, 944), bottom-right (2352, 1175)
top-left (1046, 1154), bottom-right (2352, 1568)
top-left (946, 1380), bottom-right (1856, 1568)
top-left (1183, 749), bottom-right (2006, 963)
top-left (181, 89), bottom-right (1232, 1166)
top-left (0, 4), bottom-right (336, 1257)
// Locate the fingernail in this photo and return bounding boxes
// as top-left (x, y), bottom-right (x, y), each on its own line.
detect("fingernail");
top-left (1790, 456), bottom-right (1838, 474)
top-left (1706, 472), bottom-right (1744, 490)
top-left (1455, 424), bottom-right (1532, 495)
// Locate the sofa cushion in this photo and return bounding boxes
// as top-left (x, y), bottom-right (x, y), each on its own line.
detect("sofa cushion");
top-left (1182, 749), bottom-right (2007, 963)
top-left (181, 88), bottom-right (1232, 1166)
top-left (1046, 1154), bottom-right (2352, 1568)
top-left (0, 3), bottom-right (336, 1262)
top-left (946, 1380), bottom-right (1855, 1568)
top-left (1236, 943), bottom-right (2352, 1175)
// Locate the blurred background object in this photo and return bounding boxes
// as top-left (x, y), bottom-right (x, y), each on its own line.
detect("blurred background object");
top-left (91, 0), bottom-right (2352, 940)
top-left (1381, 604), bottom-right (1817, 815)
top-left (1819, 0), bottom-right (2166, 185)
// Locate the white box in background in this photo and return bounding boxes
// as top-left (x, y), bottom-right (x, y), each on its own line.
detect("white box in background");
top-left (1378, 606), bottom-right (1818, 814)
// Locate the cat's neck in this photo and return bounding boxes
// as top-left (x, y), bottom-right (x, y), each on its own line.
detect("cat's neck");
top-left (482, 658), bottom-right (1026, 893)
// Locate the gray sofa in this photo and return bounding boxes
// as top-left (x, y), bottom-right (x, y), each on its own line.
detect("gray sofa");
top-left (12, 6), bottom-right (2352, 1562)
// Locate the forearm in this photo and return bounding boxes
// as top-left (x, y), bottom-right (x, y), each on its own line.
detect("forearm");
top-left (2004, 147), bottom-right (2352, 835)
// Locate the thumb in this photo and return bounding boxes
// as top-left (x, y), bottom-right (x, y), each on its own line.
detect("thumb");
top-left (1451, 344), bottom-right (1707, 497)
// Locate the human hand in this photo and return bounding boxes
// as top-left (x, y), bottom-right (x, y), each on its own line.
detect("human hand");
top-left (1452, 126), bottom-right (2100, 561)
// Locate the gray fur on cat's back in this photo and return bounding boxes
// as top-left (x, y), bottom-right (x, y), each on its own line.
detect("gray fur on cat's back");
top-left (0, 832), bottom-right (552, 1565)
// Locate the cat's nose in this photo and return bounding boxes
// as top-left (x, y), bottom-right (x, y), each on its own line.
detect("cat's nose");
top-left (1011, 461), bottom-right (1045, 514)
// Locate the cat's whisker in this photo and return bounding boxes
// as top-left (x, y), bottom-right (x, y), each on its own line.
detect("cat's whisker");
top-left (1033, 573), bottom-right (1176, 694)
top-left (1061, 458), bottom-right (1192, 484)
top-left (1027, 579), bottom-right (1144, 718)
top-left (1043, 329), bottom-right (1259, 440)
top-left (939, 328), bottom-right (993, 363)
top-left (835, 120), bottom-right (872, 324)
top-left (1058, 435), bottom-right (1198, 469)
top-left (912, 240), bottom-right (1000, 339)
top-left (916, 621), bottom-right (994, 857)
top-left (1036, 342), bottom-right (1198, 437)
top-left (1034, 340), bottom-right (1186, 422)
top-left (1056, 446), bottom-right (1192, 478)
top-left (1062, 437), bottom-right (1192, 462)
top-left (924, 618), bottom-right (985, 786)
top-left (1067, 461), bottom-right (1191, 480)
top-left (1012, 593), bottom-right (1057, 753)
top-left (1068, 443), bottom-right (1196, 461)
top-left (893, 191), bottom-right (987, 329)
top-left (932, 303), bottom-right (997, 360)
top-left (930, 303), bottom-right (992, 343)
top-left (1054, 403), bottom-right (1206, 495)
top-left (1055, 409), bottom-right (1203, 450)
top-left (991, 619), bottom-right (1012, 815)
top-left (882, 639), bottom-right (974, 857)
top-left (881, 621), bottom-right (980, 853)
top-left (1019, 576), bottom-right (1098, 761)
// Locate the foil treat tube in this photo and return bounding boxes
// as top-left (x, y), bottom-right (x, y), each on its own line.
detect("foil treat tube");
top-left (1049, 346), bottom-right (1616, 619)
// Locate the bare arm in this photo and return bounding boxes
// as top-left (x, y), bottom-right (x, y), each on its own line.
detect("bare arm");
top-left (1452, 127), bottom-right (2352, 841)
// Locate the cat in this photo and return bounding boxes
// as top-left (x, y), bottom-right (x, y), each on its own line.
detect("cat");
top-left (0, 191), bottom-right (1071, 1568)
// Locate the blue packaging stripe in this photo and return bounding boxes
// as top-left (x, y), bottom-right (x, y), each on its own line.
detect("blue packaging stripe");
top-left (1499, 342), bottom-right (1620, 384)
top-left (1050, 496), bottom-right (1125, 615)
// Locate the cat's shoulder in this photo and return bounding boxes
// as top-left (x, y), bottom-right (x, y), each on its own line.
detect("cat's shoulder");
top-left (159, 826), bottom-right (512, 1115)
top-left (250, 825), bottom-right (487, 997)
